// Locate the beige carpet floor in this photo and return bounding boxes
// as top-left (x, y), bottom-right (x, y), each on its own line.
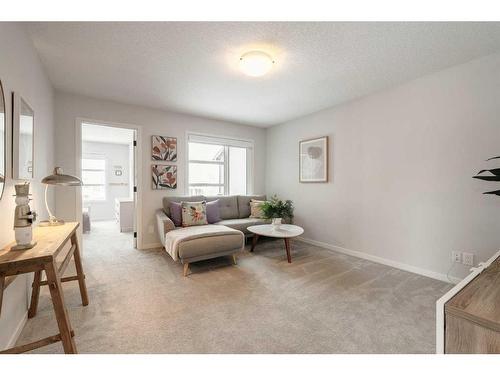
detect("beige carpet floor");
top-left (16, 220), bottom-right (451, 353)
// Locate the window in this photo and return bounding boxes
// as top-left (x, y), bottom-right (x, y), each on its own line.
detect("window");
top-left (82, 157), bottom-right (106, 201)
top-left (187, 134), bottom-right (252, 196)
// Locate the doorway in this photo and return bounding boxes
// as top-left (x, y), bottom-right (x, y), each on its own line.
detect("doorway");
top-left (75, 120), bottom-right (142, 249)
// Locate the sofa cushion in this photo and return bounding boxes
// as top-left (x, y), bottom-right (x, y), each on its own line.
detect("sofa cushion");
top-left (205, 195), bottom-right (238, 220)
top-left (237, 195), bottom-right (266, 218)
top-left (215, 217), bottom-right (269, 233)
top-left (206, 199), bottom-right (221, 224)
top-left (169, 201), bottom-right (182, 226)
top-left (181, 201), bottom-right (208, 227)
top-left (250, 199), bottom-right (266, 218)
top-left (163, 195), bottom-right (204, 217)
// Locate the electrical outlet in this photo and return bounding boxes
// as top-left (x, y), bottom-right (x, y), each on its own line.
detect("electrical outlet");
top-left (462, 252), bottom-right (474, 266)
top-left (451, 251), bottom-right (462, 263)
top-left (148, 225), bottom-right (154, 234)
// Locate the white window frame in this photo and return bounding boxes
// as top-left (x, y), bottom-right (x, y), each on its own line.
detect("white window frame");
top-left (81, 154), bottom-right (107, 202)
top-left (186, 132), bottom-right (254, 196)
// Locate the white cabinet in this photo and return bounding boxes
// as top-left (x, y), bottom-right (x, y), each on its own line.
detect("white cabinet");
top-left (114, 198), bottom-right (134, 232)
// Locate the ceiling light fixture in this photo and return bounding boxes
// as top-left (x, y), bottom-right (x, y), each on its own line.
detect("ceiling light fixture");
top-left (239, 51), bottom-right (275, 77)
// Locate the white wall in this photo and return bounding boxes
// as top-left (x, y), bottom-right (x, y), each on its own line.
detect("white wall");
top-left (54, 91), bottom-right (267, 248)
top-left (266, 53), bottom-right (500, 281)
top-left (82, 141), bottom-right (132, 221)
top-left (0, 23), bottom-right (55, 349)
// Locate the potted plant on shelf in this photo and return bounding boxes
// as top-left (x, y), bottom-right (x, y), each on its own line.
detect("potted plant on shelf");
top-left (261, 195), bottom-right (294, 228)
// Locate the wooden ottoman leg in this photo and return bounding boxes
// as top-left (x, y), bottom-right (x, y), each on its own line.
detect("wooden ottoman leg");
top-left (183, 263), bottom-right (190, 277)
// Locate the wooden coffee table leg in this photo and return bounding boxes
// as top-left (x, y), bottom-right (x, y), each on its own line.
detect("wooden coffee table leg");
top-left (250, 234), bottom-right (259, 252)
top-left (284, 238), bottom-right (292, 263)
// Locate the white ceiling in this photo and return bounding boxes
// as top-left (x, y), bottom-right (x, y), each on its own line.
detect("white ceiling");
top-left (25, 22), bottom-right (500, 127)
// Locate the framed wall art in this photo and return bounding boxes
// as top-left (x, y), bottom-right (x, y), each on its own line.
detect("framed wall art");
top-left (152, 164), bottom-right (177, 189)
top-left (299, 136), bottom-right (328, 183)
top-left (152, 135), bottom-right (177, 162)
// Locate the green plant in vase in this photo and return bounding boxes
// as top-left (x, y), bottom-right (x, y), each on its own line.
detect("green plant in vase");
top-left (261, 195), bottom-right (294, 227)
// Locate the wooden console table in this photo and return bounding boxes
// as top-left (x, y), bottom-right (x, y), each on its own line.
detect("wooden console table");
top-left (0, 222), bottom-right (88, 354)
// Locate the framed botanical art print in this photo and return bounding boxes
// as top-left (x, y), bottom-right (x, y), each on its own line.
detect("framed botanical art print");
top-left (152, 164), bottom-right (177, 189)
top-left (299, 136), bottom-right (328, 183)
top-left (152, 135), bottom-right (177, 161)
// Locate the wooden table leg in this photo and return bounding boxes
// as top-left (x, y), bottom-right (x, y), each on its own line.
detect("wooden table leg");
top-left (0, 330), bottom-right (75, 354)
top-left (71, 233), bottom-right (89, 306)
top-left (284, 238), bottom-right (292, 263)
top-left (44, 261), bottom-right (78, 354)
top-left (28, 270), bottom-right (42, 318)
top-left (250, 234), bottom-right (259, 252)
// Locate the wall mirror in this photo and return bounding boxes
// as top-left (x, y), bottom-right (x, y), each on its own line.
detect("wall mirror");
top-left (13, 92), bottom-right (34, 180)
top-left (0, 80), bottom-right (5, 198)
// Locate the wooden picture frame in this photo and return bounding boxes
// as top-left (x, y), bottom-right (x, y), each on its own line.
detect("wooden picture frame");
top-left (299, 136), bottom-right (328, 183)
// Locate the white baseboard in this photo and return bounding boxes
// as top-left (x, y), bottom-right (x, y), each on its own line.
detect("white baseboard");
top-left (5, 310), bottom-right (28, 350)
top-left (297, 237), bottom-right (462, 284)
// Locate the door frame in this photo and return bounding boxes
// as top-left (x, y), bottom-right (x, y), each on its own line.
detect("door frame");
top-left (74, 117), bottom-right (143, 249)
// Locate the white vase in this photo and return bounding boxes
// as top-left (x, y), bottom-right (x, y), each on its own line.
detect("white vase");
top-left (272, 218), bottom-right (282, 228)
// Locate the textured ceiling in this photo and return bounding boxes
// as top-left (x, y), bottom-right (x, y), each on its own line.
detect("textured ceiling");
top-left (25, 22), bottom-right (500, 127)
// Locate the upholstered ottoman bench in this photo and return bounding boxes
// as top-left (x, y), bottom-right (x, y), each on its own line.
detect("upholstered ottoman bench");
top-left (156, 210), bottom-right (244, 276)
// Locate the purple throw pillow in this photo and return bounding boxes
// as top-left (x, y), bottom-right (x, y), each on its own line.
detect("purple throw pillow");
top-left (169, 201), bottom-right (182, 226)
top-left (206, 200), bottom-right (221, 224)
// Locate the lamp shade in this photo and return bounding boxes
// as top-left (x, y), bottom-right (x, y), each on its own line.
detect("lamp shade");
top-left (41, 167), bottom-right (82, 186)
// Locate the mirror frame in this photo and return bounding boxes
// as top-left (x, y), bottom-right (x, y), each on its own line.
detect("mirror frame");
top-left (0, 80), bottom-right (5, 199)
top-left (12, 92), bottom-right (35, 180)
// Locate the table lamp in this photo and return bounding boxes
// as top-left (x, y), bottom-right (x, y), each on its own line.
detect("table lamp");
top-left (40, 167), bottom-right (82, 226)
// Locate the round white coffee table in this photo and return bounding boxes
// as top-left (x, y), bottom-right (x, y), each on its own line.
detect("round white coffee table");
top-left (247, 224), bottom-right (304, 263)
